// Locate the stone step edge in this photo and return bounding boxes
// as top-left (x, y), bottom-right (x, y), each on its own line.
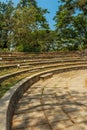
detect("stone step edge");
top-left (0, 63), bottom-right (87, 83)
top-left (0, 59), bottom-right (86, 70)
top-left (0, 58), bottom-right (86, 65)
top-left (0, 65), bottom-right (87, 130)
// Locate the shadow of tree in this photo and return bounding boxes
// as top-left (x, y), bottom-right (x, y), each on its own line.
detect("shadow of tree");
top-left (12, 90), bottom-right (87, 130)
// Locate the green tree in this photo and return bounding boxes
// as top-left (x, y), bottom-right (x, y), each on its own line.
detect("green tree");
top-left (78, 0), bottom-right (87, 14)
top-left (9, 6), bottom-right (38, 51)
top-left (9, 0), bottom-right (49, 52)
top-left (54, 0), bottom-right (87, 51)
top-left (17, 0), bottom-right (37, 8)
top-left (0, 0), bottom-right (14, 50)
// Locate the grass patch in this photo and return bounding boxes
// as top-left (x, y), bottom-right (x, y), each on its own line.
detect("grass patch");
top-left (0, 67), bottom-right (55, 98)
top-left (0, 67), bottom-right (29, 76)
top-left (0, 66), bottom-right (71, 98)
top-left (0, 72), bottom-right (33, 98)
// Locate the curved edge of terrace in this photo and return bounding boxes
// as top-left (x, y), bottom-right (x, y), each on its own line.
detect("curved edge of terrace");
top-left (0, 66), bottom-right (87, 130)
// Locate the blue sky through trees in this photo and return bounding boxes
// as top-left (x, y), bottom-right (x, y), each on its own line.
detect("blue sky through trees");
top-left (36, 0), bottom-right (59, 30)
top-left (1, 0), bottom-right (60, 30)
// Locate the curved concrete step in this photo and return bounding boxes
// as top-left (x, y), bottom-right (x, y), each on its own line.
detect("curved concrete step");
top-left (0, 62), bottom-right (87, 83)
top-left (0, 58), bottom-right (86, 70)
top-left (0, 56), bottom-right (81, 65)
top-left (12, 69), bottom-right (87, 130)
top-left (1, 66), bottom-right (87, 130)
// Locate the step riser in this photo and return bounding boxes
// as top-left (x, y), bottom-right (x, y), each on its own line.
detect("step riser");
top-left (0, 66), bottom-right (87, 130)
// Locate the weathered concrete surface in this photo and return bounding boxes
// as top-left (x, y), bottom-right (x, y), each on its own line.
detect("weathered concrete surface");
top-left (12, 70), bottom-right (87, 130)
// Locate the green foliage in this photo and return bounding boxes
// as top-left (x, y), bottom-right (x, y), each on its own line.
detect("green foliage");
top-left (78, 0), bottom-right (87, 14)
top-left (0, 0), bottom-right (14, 49)
top-left (54, 0), bottom-right (87, 51)
top-left (1, 0), bottom-right (86, 52)
top-left (0, 0), bottom-right (51, 52)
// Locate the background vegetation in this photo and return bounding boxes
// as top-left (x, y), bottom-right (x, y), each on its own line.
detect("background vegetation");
top-left (0, 0), bottom-right (87, 52)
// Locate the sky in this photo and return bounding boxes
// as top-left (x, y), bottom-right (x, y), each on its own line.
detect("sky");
top-left (36, 0), bottom-right (58, 30)
top-left (1, 0), bottom-right (59, 30)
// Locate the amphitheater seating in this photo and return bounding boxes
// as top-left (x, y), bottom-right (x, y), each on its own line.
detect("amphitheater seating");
top-left (0, 51), bottom-right (87, 130)
top-left (40, 72), bottom-right (53, 80)
top-left (0, 51), bottom-right (87, 83)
